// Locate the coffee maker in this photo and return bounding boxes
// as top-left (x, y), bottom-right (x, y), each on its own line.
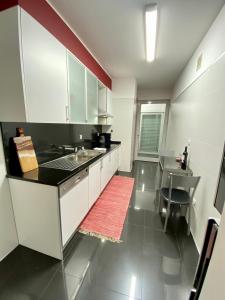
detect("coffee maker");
top-left (100, 133), bottom-right (111, 148)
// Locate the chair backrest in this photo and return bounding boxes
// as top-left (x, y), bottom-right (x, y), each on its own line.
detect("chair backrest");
top-left (163, 170), bottom-right (201, 200)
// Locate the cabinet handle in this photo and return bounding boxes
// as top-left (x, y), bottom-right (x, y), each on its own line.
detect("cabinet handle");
top-left (74, 177), bottom-right (81, 185)
top-left (66, 105), bottom-right (69, 121)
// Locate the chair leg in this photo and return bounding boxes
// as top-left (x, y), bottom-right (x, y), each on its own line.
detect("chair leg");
top-left (187, 204), bottom-right (191, 236)
top-left (158, 191), bottom-right (161, 213)
top-left (164, 202), bottom-right (170, 233)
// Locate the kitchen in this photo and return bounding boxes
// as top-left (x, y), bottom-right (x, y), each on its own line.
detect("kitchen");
top-left (1, 0), bottom-right (225, 299)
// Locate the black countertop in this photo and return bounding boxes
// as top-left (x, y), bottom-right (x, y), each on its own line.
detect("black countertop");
top-left (7, 144), bottom-right (121, 187)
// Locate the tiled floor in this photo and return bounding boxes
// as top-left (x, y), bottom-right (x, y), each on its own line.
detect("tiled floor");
top-left (0, 161), bottom-right (199, 300)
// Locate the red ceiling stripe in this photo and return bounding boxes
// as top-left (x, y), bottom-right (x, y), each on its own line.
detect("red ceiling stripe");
top-left (0, 0), bottom-right (18, 11)
top-left (0, 0), bottom-right (112, 89)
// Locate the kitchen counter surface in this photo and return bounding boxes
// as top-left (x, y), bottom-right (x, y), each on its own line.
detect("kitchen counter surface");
top-left (7, 143), bottom-right (121, 186)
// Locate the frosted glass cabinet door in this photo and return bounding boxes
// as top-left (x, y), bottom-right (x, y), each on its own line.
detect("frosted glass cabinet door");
top-left (68, 53), bottom-right (86, 123)
top-left (86, 70), bottom-right (98, 124)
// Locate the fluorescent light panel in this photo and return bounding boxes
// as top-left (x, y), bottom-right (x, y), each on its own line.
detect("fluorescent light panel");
top-left (145, 4), bottom-right (158, 62)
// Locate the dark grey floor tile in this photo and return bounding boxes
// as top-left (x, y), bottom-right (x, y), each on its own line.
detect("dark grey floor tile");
top-left (0, 246), bottom-right (61, 299)
top-left (76, 284), bottom-right (138, 300)
top-left (95, 265), bottom-right (142, 299)
top-left (0, 161), bottom-right (199, 300)
top-left (125, 207), bottom-right (145, 226)
top-left (142, 280), bottom-right (166, 300)
top-left (39, 270), bottom-right (81, 300)
top-left (64, 234), bottom-right (100, 278)
top-left (143, 227), bottom-right (180, 258)
top-left (63, 233), bottom-right (84, 259)
top-left (99, 243), bottom-right (143, 282)
top-left (144, 210), bottom-right (164, 230)
top-left (121, 223), bottom-right (144, 252)
top-left (165, 283), bottom-right (191, 300)
top-left (129, 190), bottom-right (157, 211)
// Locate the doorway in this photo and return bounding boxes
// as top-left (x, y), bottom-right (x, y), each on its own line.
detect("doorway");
top-left (135, 102), bottom-right (169, 162)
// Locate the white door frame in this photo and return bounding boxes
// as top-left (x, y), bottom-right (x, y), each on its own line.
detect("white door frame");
top-left (138, 112), bottom-right (164, 155)
top-left (134, 101), bottom-right (170, 162)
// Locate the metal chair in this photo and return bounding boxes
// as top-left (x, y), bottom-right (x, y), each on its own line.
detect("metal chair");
top-left (159, 171), bottom-right (200, 235)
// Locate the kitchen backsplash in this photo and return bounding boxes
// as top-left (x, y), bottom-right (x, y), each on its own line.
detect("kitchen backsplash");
top-left (0, 122), bottom-right (102, 173)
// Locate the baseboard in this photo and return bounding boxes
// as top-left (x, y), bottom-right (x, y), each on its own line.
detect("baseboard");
top-left (184, 215), bottom-right (200, 254)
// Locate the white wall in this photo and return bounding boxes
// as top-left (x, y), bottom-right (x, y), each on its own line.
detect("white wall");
top-left (0, 129), bottom-right (18, 261)
top-left (112, 78), bottom-right (137, 99)
top-left (174, 4), bottom-right (225, 99)
top-left (137, 88), bottom-right (171, 101)
top-left (111, 78), bottom-right (137, 172)
top-left (141, 103), bottom-right (166, 113)
top-left (167, 4), bottom-right (225, 251)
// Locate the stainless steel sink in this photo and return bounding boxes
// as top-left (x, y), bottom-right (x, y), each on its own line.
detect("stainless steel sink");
top-left (67, 149), bottom-right (102, 161)
top-left (40, 149), bottom-right (102, 171)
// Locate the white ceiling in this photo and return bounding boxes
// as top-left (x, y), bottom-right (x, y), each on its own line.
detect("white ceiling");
top-left (48, 0), bottom-right (225, 89)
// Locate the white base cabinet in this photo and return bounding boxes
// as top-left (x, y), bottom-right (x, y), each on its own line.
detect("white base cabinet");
top-left (8, 146), bottom-right (120, 259)
top-left (100, 147), bottom-right (120, 192)
top-left (100, 153), bottom-right (111, 192)
top-left (60, 176), bottom-right (89, 246)
top-left (9, 179), bottom-right (63, 260)
top-left (89, 161), bottom-right (101, 208)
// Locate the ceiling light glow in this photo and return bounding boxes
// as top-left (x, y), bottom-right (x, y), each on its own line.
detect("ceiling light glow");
top-left (145, 4), bottom-right (158, 62)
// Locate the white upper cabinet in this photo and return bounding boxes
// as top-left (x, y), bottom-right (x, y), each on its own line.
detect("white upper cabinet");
top-left (68, 57), bottom-right (99, 124)
top-left (0, 7), bottom-right (69, 123)
top-left (0, 7), bottom-right (111, 124)
top-left (98, 85), bottom-right (107, 115)
top-left (106, 88), bottom-right (113, 116)
top-left (86, 70), bottom-right (98, 124)
top-left (0, 7), bottom-right (27, 122)
top-left (20, 10), bottom-right (68, 123)
top-left (68, 52), bottom-right (86, 123)
top-left (98, 83), bottom-right (113, 125)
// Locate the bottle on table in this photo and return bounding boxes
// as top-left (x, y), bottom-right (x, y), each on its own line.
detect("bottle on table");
top-left (181, 146), bottom-right (188, 170)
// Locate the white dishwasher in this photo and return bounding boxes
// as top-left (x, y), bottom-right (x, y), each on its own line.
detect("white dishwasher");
top-left (60, 168), bottom-right (89, 247)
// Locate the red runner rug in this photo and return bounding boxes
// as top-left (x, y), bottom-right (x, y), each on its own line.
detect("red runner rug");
top-left (79, 175), bottom-right (135, 242)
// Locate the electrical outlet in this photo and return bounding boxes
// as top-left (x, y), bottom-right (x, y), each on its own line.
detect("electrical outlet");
top-left (79, 134), bottom-right (83, 140)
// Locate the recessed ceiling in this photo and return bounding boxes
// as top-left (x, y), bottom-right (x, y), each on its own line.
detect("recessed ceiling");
top-left (48, 0), bottom-right (225, 89)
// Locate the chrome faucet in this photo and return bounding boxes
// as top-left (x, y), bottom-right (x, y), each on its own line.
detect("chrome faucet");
top-left (77, 146), bottom-right (85, 152)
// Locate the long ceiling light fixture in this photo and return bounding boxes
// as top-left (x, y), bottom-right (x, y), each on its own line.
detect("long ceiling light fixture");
top-left (145, 4), bottom-right (158, 62)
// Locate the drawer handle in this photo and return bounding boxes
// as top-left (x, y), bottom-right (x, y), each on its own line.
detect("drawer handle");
top-left (74, 177), bottom-right (81, 185)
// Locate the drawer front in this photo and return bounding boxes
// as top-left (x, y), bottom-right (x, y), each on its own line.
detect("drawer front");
top-left (89, 161), bottom-right (101, 208)
top-left (60, 176), bottom-right (89, 246)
